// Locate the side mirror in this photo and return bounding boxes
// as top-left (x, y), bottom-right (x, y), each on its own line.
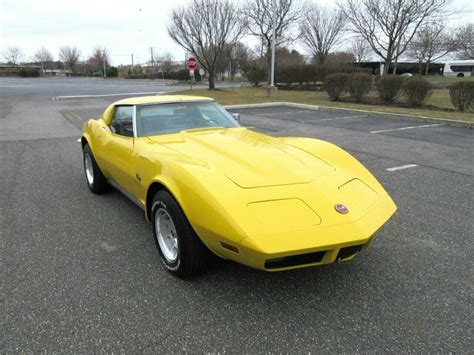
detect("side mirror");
top-left (231, 113), bottom-right (240, 123)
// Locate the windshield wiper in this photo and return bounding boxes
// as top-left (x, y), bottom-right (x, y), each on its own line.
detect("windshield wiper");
top-left (181, 126), bottom-right (225, 133)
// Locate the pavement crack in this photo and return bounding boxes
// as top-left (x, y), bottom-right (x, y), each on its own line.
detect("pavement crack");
top-left (0, 101), bottom-right (15, 119)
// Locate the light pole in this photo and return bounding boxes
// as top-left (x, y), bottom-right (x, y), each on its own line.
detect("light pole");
top-left (268, 0), bottom-right (278, 97)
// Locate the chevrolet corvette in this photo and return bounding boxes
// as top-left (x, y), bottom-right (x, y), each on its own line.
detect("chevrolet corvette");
top-left (80, 95), bottom-right (396, 277)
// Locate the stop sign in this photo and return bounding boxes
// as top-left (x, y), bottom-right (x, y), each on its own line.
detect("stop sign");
top-left (187, 57), bottom-right (197, 70)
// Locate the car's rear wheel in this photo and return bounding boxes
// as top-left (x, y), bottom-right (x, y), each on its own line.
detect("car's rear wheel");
top-left (83, 144), bottom-right (109, 194)
top-left (457, 73), bottom-right (464, 77)
top-left (151, 190), bottom-right (211, 278)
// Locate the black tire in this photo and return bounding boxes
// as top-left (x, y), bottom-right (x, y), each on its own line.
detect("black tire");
top-left (151, 190), bottom-right (211, 278)
top-left (83, 144), bottom-right (109, 194)
top-left (457, 73), bottom-right (464, 78)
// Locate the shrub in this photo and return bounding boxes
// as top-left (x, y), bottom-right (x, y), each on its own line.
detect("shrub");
top-left (244, 63), bottom-right (267, 86)
top-left (18, 68), bottom-right (40, 77)
top-left (402, 76), bottom-right (433, 107)
top-left (348, 73), bottom-right (372, 101)
top-left (106, 66), bottom-right (118, 77)
top-left (377, 75), bottom-right (404, 103)
top-left (276, 65), bottom-right (301, 85)
top-left (274, 64), bottom-right (372, 87)
top-left (340, 66), bottom-right (373, 75)
top-left (449, 81), bottom-right (474, 112)
top-left (314, 65), bottom-right (330, 82)
top-left (172, 69), bottom-right (191, 81)
top-left (325, 73), bottom-right (348, 101)
top-left (303, 65), bottom-right (317, 85)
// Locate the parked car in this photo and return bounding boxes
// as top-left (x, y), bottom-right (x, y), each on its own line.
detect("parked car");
top-left (80, 95), bottom-right (397, 277)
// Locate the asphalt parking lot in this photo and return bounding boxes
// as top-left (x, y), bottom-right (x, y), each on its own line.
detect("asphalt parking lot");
top-left (1, 77), bottom-right (473, 352)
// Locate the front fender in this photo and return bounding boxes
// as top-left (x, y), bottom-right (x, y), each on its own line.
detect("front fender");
top-left (140, 156), bottom-right (248, 255)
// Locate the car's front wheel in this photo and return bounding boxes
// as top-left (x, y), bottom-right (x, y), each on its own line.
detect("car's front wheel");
top-left (151, 190), bottom-right (211, 278)
top-left (83, 143), bottom-right (109, 194)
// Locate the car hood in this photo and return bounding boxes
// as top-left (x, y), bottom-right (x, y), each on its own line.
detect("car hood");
top-left (148, 127), bottom-right (335, 188)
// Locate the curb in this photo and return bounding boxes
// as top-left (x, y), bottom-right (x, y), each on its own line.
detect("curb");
top-left (224, 102), bottom-right (289, 110)
top-left (224, 102), bottom-right (472, 129)
top-left (52, 91), bottom-right (165, 101)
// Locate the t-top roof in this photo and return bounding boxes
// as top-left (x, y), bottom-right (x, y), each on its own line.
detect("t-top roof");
top-left (113, 95), bottom-right (214, 106)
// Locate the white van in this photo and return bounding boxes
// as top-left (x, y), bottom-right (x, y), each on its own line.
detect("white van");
top-left (443, 60), bottom-right (474, 77)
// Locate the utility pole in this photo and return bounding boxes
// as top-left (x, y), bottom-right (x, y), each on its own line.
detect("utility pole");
top-left (268, 0), bottom-right (278, 97)
top-left (131, 53), bottom-right (134, 74)
top-left (103, 50), bottom-right (107, 79)
top-left (149, 47), bottom-right (155, 76)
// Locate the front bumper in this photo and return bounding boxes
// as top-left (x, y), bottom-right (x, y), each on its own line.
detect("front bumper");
top-left (217, 194), bottom-right (396, 271)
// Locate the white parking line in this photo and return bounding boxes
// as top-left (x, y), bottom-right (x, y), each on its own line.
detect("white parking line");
top-left (52, 91), bottom-right (165, 100)
top-left (371, 123), bottom-right (444, 134)
top-left (386, 164), bottom-right (418, 172)
top-left (70, 112), bottom-right (83, 120)
top-left (0, 85), bottom-right (38, 88)
top-left (255, 110), bottom-right (309, 116)
top-left (316, 114), bottom-right (366, 122)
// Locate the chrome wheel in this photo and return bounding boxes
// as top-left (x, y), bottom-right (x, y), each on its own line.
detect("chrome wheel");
top-left (155, 208), bottom-right (179, 262)
top-left (84, 152), bottom-right (94, 186)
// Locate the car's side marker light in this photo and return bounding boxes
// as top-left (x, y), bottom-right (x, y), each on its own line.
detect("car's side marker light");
top-left (221, 242), bottom-right (240, 254)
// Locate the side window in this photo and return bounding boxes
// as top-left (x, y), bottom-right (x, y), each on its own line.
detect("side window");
top-left (110, 106), bottom-right (134, 137)
top-left (450, 65), bottom-right (472, 72)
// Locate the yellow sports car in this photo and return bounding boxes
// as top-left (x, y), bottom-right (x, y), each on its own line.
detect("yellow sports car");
top-left (80, 95), bottom-right (396, 277)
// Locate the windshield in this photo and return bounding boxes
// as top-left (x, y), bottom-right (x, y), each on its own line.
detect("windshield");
top-left (136, 101), bottom-right (239, 137)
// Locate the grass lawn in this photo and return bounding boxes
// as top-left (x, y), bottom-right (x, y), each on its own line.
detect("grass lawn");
top-left (426, 75), bottom-right (474, 84)
top-left (170, 86), bottom-right (474, 123)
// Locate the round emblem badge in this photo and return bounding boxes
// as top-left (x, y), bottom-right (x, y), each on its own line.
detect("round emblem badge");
top-left (335, 204), bottom-right (349, 214)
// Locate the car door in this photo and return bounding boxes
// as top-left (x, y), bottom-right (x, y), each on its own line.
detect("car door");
top-left (100, 105), bottom-right (135, 192)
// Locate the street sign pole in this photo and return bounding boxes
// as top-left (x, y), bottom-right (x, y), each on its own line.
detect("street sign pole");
top-left (190, 69), bottom-right (195, 90)
top-left (187, 57), bottom-right (198, 91)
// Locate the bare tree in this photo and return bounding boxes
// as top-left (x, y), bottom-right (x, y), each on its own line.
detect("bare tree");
top-left (156, 52), bottom-right (177, 73)
top-left (242, 0), bottom-right (307, 81)
top-left (230, 43), bottom-right (252, 79)
top-left (325, 51), bottom-right (356, 65)
top-left (349, 36), bottom-right (370, 65)
top-left (215, 46), bottom-right (230, 80)
top-left (340, 0), bottom-right (450, 74)
top-left (87, 47), bottom-right (110, 76)
top-left (456, 23), bottom-right (473, 59)
top-left (216, 42), bottom-right (252, 80)
top-left (277, 47), bottom-right (305, 67)
top-left (299, 4), bottom-right (346, 65)
top-left (34, 47), bottom-right (54, 73)
top-left (168, 0), bottom-right (246, 89)
top-left (215, 43), bottom-right (233, 80)
top-left (59, 46), bottom-right (81, 72)
top-left (408, 22), bottom-right (459, 74)
top-left (3, 46), bottom-right (24, 66)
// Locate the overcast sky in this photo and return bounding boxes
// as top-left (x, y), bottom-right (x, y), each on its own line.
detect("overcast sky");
top-left (1, 0), bottom-right (472, 65)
